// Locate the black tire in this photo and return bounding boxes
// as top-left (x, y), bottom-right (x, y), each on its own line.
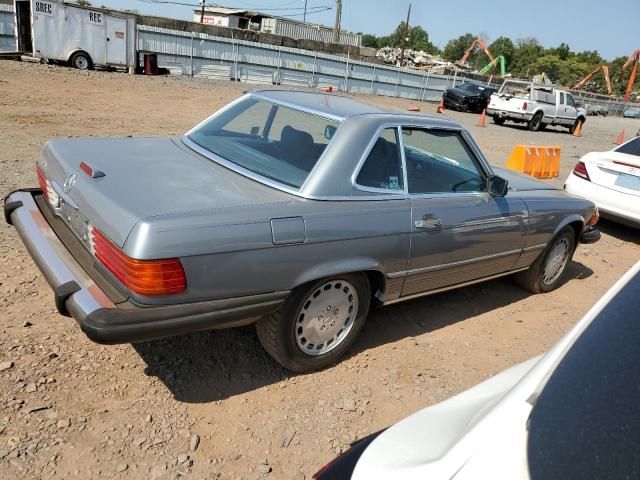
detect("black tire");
top-left (69, 51), bottom-right (92, 70)
top-left (528, 112), bottom-right (544, 131)
top-left (570, 118), bottom-right (584, 135)
top-left (256, 273), bottom-right (370, 372)
top-left (493, 116), bottom-right (505, 125)
top-left (513, 227), bottom-right (576, 294)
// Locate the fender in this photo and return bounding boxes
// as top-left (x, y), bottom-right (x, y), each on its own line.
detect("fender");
top-left (292, 257), bottom-right (385, 290)
top-left (552, 213), bottom-right (585, 240)
top-left (66, 49), bottom-right (92, 63)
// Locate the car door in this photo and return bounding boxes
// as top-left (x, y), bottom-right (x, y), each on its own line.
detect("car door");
top-left (400, 127), bottom-right (529, 296)
top-left (564, 93), bottom-right (578, 125)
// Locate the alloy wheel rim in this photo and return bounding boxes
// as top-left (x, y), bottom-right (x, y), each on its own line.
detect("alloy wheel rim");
top-left (295, 280), bottom-right (358, 356)
top-left (543, 237), bottom-right (570, 285)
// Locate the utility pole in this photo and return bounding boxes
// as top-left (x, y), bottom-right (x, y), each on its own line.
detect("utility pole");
top-left (399, 3), bottom-right (411, 66)
top-left (332, 0), bottom-right (342, 43)
top-left (199, 0), bottom-right (205, 23)
top-left (303, 0), bottom-right (308, 23)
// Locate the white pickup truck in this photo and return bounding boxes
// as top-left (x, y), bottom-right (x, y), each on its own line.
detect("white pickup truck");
top-left (487, 80), bottom-right (586, 134)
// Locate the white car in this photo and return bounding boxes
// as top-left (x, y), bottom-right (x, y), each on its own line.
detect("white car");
top-left (313, 261), bottom-right (640, 480)
top-left (564, 136), bottom-right (640, 226)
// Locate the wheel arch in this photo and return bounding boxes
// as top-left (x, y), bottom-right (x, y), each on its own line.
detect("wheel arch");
top-left (553, 215), bottom-right (585, 246)
top-left (67, 49), bottom-right (93, 66)
top-left (291, 260), bottom-right (388, 300)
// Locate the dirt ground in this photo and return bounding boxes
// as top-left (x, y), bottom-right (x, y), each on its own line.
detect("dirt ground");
top-left (0, 61), bottom-right (639, 480)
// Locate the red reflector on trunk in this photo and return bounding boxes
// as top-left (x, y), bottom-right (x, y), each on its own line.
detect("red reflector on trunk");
top-left (573, 161), bottom-right (590, 181)
top-left (89, 227), bottom-right (187, 296)
top-left (79, 161), bottom-right (93, 177)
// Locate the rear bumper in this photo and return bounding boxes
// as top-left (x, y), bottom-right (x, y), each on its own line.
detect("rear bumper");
top-left (487, 108), bottom-right (531, 121)
top-left (564, 174), bottom-right (640, 226)
top-left (4, 189), bottom-right (289, 344)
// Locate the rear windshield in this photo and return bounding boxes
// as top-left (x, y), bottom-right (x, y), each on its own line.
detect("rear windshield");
top-left (186, 97), bottom-right (340, 189)
top-left (614, 137), bottom-right (640, 157)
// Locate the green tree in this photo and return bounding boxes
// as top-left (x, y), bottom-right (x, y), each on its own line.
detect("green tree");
top-left (361, 34), bottom-right (379, 49)
top-left (546, 42), bottom-right (572, 61)
top-left (489, 36), bottom-right (515, 70)
top-left (441, 33), bottom-right (477, 63)
top-left (510, 38), bottom-right (544, 77)
top-left (375, 22), bottom-right (438, 53)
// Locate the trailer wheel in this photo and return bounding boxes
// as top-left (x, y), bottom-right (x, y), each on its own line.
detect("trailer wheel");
top-left (70, 51), bottom-right (92, 70)
top-left (493, 116), bottom-right (505, 125)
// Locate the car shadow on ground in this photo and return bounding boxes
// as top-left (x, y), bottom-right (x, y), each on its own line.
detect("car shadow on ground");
top-left (133, 261), bottom-right (593, 404)
top-left (493, 122), bottom-right (570, 135)
top-left (597, 218), bottom-right (640, 243)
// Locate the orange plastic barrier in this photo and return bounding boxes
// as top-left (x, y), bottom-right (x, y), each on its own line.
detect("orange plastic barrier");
top-left (505, 144), bottom-right (560, 179)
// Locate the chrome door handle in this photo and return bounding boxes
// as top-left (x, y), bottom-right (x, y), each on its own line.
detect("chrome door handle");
top-left (415, 218), bottom-right (442, 229)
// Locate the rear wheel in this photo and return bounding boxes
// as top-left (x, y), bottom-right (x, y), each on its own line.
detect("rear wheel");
top-left (70, 51), bottom-right (92, 70)
top-left (513, 227), bottom-right (576, 294)
top-left (528, 112), bottom-right (544, 131)
top-left (256, 274), bottom-right (370, 372)
top-left (493, 116), bottom-right (505, 125)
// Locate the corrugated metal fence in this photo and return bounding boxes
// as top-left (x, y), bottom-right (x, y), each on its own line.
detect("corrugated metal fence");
top-left (0, 4), bottom-right (16, 51)
top-left (137, 25), bottom-right (491, 103)
top-left (0, 5), bottom-right (635, 115)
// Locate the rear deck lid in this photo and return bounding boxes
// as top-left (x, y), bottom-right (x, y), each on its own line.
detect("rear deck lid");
top-left (36, 137), bottom-right (290, 249)
top-left (583, 140), bottom-right (640, 195)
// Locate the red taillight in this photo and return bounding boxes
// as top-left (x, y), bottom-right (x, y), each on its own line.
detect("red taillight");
top-left (35, 164), bottom-right (59, 206)
top-left (522, 102), bottom-right (528, 110)
top-left (573, 161), bottom-right (590, 181)
top-left (89, 227), bottom-right (187, 296)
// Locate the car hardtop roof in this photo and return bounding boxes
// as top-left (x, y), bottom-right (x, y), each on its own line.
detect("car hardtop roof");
top-left (250, 89), bottom-right (462, 129)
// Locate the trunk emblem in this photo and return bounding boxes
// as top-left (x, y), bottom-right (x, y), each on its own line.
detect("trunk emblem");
top-left (63, 174), bottom-right (77, 193)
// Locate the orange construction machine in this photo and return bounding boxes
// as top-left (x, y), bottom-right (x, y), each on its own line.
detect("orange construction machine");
top-left (572, 65), bottom-right (612, 95)
top-left (458, 38), bottom-right (494, 65)
top-left (623, 49), bottom-right (639, 102)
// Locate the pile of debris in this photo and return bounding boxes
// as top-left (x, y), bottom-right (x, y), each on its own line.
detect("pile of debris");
top-left (375, 47), bottom-right (456, 72)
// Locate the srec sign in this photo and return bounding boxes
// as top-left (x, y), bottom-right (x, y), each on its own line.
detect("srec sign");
top-left (88, 11), bottom-right (103, 24)
top-left (34, 1), bottom-right (54, 16)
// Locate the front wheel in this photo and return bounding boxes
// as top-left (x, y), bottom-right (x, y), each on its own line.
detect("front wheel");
top-left (256, 274), bottom-right (370, 372)
top-left (570, 118), bottom-right (584, 135)
top-left (513, 227), bottom-right (576, 294)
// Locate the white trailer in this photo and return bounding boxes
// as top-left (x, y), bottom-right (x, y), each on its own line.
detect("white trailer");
top-left (13, 0), bottom-right (136, 70)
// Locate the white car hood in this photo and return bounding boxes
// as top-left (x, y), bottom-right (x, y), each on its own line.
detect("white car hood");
top-left (351, 264), bottom-right (640, 480)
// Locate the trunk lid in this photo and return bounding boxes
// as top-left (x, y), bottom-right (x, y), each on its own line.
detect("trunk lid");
top-left (36, 137), bottom-right (291, 248)
top-left (584, 151), bottom-right (640, 195)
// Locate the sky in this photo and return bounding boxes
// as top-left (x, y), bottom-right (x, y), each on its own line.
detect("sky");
top-left (95, 0), bottom-right (637, 61)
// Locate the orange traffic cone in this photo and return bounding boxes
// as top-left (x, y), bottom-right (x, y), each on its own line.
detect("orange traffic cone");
top-left (320, 85), bottom-right (333, 93)
top-left (408, 105), bottom-right (421, 112)
top-left (477, 108), bottom-right (487, 127)
top-left (572, 120), bottom-right (583, 137)
top-left (436, 97), bottom-right (445, 114)
top-left (614, 129), bottom-right (625, 145)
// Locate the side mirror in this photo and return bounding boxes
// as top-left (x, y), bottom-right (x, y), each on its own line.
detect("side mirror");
top-left (489, 175), bottom-right (509, 197)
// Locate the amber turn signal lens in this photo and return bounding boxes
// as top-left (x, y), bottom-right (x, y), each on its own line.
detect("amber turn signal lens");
top-left (89, 227), bottom-right (186, 296)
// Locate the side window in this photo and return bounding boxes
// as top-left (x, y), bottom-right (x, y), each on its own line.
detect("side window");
top-left (559, 92), bottom-right (565, 105)
top-left (566, 94), bottom-right (576, 107)
top-left (402, 128), bottom-right (486, 194)
top-left (355, 128), bottom-right (404, 191)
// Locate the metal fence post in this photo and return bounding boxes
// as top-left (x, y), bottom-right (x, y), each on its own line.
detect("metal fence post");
top-left (395, 68), bottom-right (400, 97)
top-left (190, 31), bottom-right (194, 76)
top-left (311, 53), bottom-right (317, 87)
top-left (276, 47), bottom-right (281, 85)
top-left (370, 65), bottom-right (376, 95)
top-left (421, 71), bottom-right (430, 102)
top-left (344, 50), bottom-right (350, 92)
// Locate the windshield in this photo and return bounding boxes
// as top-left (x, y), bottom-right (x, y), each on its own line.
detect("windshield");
top-left (614, 136), bottom-right (640, 157)
top-left (458, 83), bottom-right (481, 93)
top-left (186, 97), bottom-right (340, 189)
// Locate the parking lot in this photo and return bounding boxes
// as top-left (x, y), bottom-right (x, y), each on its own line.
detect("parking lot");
top-left (0, 61), bottom-right (639, 479)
